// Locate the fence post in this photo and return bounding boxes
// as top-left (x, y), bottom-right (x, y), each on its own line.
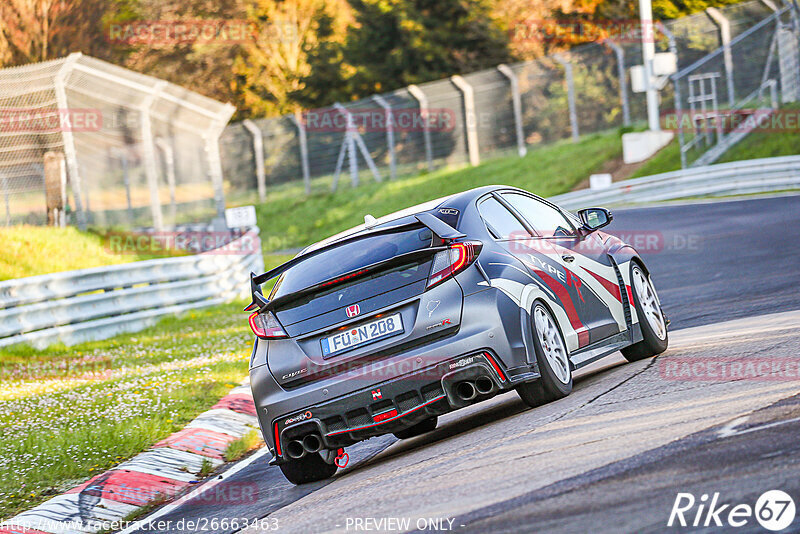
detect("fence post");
top-left (496, 64), bottom-right (527, 157)
top-left (44, 152), bottom-right (67, 227)
top-left (117, 148), bottom-right (134, 222)
top-left (53, 53), bottom-right (85, 230)
top-left (289, 113), bottom-right (312, 195)
top-left (451, 75), bottom-right (481, 166)
top-left (407, 84), bottom-right (434, 171)
top-left (372, 95), bottom-right (397, 179)
top-left (155, 138), bottom-right (177, 224)
top-left (242, 119), bottom-right (266, 202)
top-left (204, 103), bottom-right (236, 229)
top-left (1, 171), bottom-right (9, 226)
top-left (604, 41), bottom-right (631, 127)
top-left (706, 7), bottom-right (736, 107)
top-left (554, 55), bottom-right (579, 142)
top-left (140, 81), bottom-right (166, 230)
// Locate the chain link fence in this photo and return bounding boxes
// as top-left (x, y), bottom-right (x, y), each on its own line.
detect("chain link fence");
top-left (0, 53), bottom-right (234, 229)
top-left (222, 0), bottom-right (797, 200)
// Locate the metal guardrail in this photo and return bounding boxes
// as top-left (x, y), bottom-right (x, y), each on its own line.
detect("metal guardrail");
top-left (551, 155), bottom-right (800, 210)
top-left (0, 228), bottom-right (264, 349)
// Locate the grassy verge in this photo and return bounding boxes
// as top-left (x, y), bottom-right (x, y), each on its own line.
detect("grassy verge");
top-left (0, 302), bottom-right (252, 520)
top-left (252, 130), bottom-right (625, 253)
top-left (631, 109), bottom-right (800, 179)
top-left (0, 226), bottom-right (184, 281)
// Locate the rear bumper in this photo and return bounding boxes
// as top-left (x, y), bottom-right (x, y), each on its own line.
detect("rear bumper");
top-left (250, 287), bottom-right (537, 462)
top-left (267, 352), bottom-right (507, 464)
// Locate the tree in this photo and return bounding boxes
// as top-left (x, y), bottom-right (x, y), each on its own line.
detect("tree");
top-left (344, 0), bottom-right (512, 97)
top-left (233, 0), bottom-right (351, 117)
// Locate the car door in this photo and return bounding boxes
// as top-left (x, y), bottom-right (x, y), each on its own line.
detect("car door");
top-left (499, 191), bottom-right (625, 345)
top-left (476, 194), bottom-right (593, 349)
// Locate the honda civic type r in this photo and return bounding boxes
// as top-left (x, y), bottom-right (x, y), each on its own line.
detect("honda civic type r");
top-left (246, 185), bottom-right (669, 484)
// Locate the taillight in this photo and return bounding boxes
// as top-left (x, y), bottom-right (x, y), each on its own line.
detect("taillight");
top-left (249, 311), bottom-right (288, 339)
top-left (427, 241), bottom-right (481, 289)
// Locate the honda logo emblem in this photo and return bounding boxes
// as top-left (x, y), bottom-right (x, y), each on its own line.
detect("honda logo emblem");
top-left (346, 304), bottom-right (361, 318)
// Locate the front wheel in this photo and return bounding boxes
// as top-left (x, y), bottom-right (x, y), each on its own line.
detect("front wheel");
top-left (622, 263), bottom-right (668, 362)
top-left (517, 302), bottom-right (573, 408)
top-left (279, 452), bottom-right (338, 485)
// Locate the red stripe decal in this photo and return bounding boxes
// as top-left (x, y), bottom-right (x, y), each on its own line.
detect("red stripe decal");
top-left (327, 395), bottom-right (446, 436)
top-left (274, 422), bottom-right (282, 456)
top-left (626, 285), bottom-right (634, 304)
top-left (523, 261), bottom-right (589, 348)
top-left (582, 267), bottom-right (622, 302)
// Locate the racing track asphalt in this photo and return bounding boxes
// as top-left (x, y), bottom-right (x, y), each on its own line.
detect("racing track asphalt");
top-left (128, 193), bottom-right (800, 534)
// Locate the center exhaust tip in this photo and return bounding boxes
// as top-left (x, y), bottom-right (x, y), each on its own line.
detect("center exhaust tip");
top-left (475, 376), bottom-right (494, 395)
top-left (302, 434), bottom-right (323, 454)
top-left (286, 439), bottom-right (307, 459)
top-left (455, 381), bottom-right (477, 401)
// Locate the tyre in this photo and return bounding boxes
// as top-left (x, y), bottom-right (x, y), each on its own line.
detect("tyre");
top-left (517, 302), bottom-right (573, 408)
top-left (622, 263), bottom-right (669, 362)
top-left (279, 452), bottom-right (338, 485)
top-left (393, 417), bottom-right (438, 439)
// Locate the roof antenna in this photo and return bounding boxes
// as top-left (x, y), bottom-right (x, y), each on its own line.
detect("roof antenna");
top-left (364, 214), bottom-right (377, 228)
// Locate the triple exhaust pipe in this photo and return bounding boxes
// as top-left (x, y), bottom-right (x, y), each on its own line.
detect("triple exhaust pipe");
top-left (285, 433), bottom-right (323, 459)
top-left (455, 375), bottom-right (495, 401)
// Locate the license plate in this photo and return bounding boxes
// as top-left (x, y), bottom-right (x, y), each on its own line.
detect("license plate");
top-left (321, 313), bottom-right (403, 356)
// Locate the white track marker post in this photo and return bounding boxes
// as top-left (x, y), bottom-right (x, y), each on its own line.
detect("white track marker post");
top-left (407, 84), bottom-right (434, 172)
top-left (451, 75), bottom-right (481, 166)
top-left (706, 7), bottom-right (736, 107)
top-left (54, 53), bottom-right (86, 229)
top-left (373, 95), bottom-right (397, 179)
top-left (242, 119), bottom-right (266, 202)
top-left (553, 55), bottom-right (580, 142)
top-left (604, 40), bottom-right (631, 126)
top-left (290, 112), bottom-right (311, 195)
top-left (141, 81), bottom-right (166, 231)
top-left (155, 138), bottom-right (177, 224)
top-left (497, 64), bottom-right (528, 157)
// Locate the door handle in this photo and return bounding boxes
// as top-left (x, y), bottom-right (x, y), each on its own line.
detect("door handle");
top-left (562, 254), bottom-right (575, 263)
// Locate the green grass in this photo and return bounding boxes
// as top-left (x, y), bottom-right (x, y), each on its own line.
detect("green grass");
top-left (252, 130), bottom-right (624, 253)
top-left (631, 108), bottom-right (800, 179)
top-left (0, 226), bottom-right (184, 281)
top-left (224, 429), bottom-right (263, 462)
top-left (0, 302), bottom-right (253, 520)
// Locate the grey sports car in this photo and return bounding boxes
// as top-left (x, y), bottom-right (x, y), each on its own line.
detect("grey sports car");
top-left (246, 186), bottom-right (668, 484)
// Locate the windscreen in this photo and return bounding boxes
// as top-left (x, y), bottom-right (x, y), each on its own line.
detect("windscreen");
top-left (270, 226), bottom-right (434, 300)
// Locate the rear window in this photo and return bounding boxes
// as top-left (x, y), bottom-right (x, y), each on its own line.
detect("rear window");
top-left (270, 227), bottom-right (434, 299)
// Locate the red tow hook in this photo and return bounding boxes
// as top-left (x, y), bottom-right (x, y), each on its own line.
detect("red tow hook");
top-left (334, 448), bottom-right (349, 468)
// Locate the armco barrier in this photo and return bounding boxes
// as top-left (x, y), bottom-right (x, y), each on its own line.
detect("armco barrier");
top-left (0, 228), bottom-right (264, 349)
top-left (550, 155), bottom-right (800, 210)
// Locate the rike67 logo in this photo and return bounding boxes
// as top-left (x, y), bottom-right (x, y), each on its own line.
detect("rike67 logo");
top-left (669, 490), bottom-right (796, 531)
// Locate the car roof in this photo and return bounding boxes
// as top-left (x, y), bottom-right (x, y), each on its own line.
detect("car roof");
top-left (301, 185), bottom-right (514, 254)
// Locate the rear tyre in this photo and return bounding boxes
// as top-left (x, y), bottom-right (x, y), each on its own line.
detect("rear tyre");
top-left (279, 452), bottom-right (338, 485)
top-left (622, 263), bottom-right (669, 362)
top-left (517, 302), bottom-right (573, 408)
top-left (393, 417), bottom-right (438, 439)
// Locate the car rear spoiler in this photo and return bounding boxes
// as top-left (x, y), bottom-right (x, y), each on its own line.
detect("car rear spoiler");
top-left (245, 213), bottom-right (465, 312)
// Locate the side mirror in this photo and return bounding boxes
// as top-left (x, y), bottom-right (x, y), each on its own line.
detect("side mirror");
top-left (578, 207), bottom-right (613, 232)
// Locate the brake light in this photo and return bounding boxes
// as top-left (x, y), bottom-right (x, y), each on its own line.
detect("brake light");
top-left (249, 311), bottom-right (288, 339)
top-left (427, 241), bottom-right (481, 288)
